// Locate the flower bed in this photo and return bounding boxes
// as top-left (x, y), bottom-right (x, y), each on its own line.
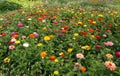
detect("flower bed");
top-left (0, 6), bottom-right (120, 76)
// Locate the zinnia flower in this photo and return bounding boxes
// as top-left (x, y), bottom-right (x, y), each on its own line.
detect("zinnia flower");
top-left (103, 34), bottom-right (107, 37)
top-left (11, 38), bottom-right (16, 42)
top-left (22, 36), bottom-right (26, 39)
top-left (104, 41), bottom-right (114, 46)
top-left (67, 48), bottom-right (73, 53)
top-left (58, 33), bottom-right (62, 37)
top-left (81, 45), bottom-right (90, 50)
top-left (44, 36), bottom-right (51, 41)
top-left (17, 22), bottom-right (23, 27)
top-left (115, 51), bottom-right (120, 57)
top-left (23, 42), bottom-right (29, 47)
top-left (53, 70), bottom-right (59, 75)
top-left (54, 59), bottom-right (59, 62)
top-left (80, 66), bottom-right (87, 72)
top-left (49, 55), bottom-right (56, 61)
top-left (40, 51), bottom-right (47, 58)
top-left (15, 40), bottom-right (21, 44)
top-left (106, 54), bottom-right (113, 59)
top-left (37, 43), bottom-right (43, 47)
top-left (74, 62), bottom-right (80, 68)
top-left (104, 61), bottom-right (117, 71)
top-left (33, 32), bottom-right (39, 38)
top-left (76, 53), bottom-right (84, 59)
top-left (96, 45), bottom-right (102, 50)
top-left (74, 33), bottom-right (79, 37)
top-left (9, 45), bottom-right (15, 50)
top-left (4, 57), bottom-right (10, 63)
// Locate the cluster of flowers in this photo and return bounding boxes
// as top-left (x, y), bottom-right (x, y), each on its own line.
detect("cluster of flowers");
top-left (0, 6), bottom-right (120, 75)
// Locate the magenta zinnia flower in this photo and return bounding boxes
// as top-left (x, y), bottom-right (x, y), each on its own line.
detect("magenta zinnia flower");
top-left (17, 23), bottom-right (23, 27)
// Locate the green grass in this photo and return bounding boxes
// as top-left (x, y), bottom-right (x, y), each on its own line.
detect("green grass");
top-left (8, 0), bottom-right (42, 8)
top-left (0, 0), bottom-right (120, 16)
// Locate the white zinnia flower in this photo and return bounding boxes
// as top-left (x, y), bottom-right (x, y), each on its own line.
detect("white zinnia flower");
top-left (23, 42), bottom-right (29, 47)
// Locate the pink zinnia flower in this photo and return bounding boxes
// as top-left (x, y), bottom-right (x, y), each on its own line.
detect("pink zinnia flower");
top-left (74, 62), bottom-right (80, 68)
top-left (54, 30), bottom-right (58, 33)
top-left (17, 23), bottom-right (23, 27)
top-left (103, 34), bottom-right (107, 37)
top-left (11, 32), bottom-right (16, 35)
top-left (104, 41), bottom-right (114, 46)
top-left (9, 45), bottom-right (15, 50)
top-left (76, 53), bottom-right (84, 59)
top-left (33, 32), bottom-right (39, 38)
top-left (104, 61), bottom-right (117, 71)
top-left (54, 22), bottom-right (59, 25)
top-left (11, 38), bottom-right (16, 42)
top-left (22, 36), bottom-right (26, 39)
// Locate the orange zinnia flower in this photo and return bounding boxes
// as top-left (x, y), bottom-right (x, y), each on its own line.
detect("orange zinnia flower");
top-left (0, 26), bottom-right (2, 29)
top-left (12, 34), bottom-right (19, 39)
top-left (38, 17), bottom-right (43, 21)
top-left (40, 52), bottom-right (47, 58)
top-left (89, 28), bottom-right (94, 33)
top-left (61, 29), bottom-right (66, 33)
top-left (64, 26), bottom-right (70, 30)
top-left (80, 66), bottom-right (87, 72)
top-left (29, 34), bottom-right (35, 38)
top-left (49, 55), bottom-right (56, 61)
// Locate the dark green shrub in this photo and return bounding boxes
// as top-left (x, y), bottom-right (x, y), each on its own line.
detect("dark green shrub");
top-left (0, 0), bottom-right (22, 12)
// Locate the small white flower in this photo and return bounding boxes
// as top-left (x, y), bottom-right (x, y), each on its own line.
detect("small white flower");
top-left (25, 26), bottom-right (29, 28)
top-left (42, 19), bottom-right (46, 23)
top-left (28, 18), bottom-right (32, 21)
top-left (33, 32), bottom-right (37, 34)
top-left (23, 42), bottom-right (29, 47)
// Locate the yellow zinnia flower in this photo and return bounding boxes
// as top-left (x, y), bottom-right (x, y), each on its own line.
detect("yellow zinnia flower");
top-left (4, 57), bottom-right (10, 63)
top-left (98, 14), bottom-right (104, 17)
top-left (74, 33), bottom-right (79, 37)
top-left (81, 45), bottom-right (90, 50)
top-left (92, 21), bottom-right (96, 24)
top-left (106, 54), bottom-right (113, 59)
top-left (15, 40), bottom-right (21, 44)
top-left (49, 35), bottom-right (54, 38)
top-left (77, 21), bottom-right (83, 25)
top-left (54, 59), bottom-right (59, 62)
top-left (91, 35), bottom-right (95, 38)
top-left (37, 43), bottom-right (43, 47)
top-left (44, 36), bottom-right (51, 41)
top-left (83, 25), bottom-right (87, 27)
top-left (54, 70), bottom-right (59, 75)
top-left (42, 27), bottom-right (47, 31)
top-left (67, 48), bottom-right (73, 53)
top-left (85, 45), bottom-right (91, 50)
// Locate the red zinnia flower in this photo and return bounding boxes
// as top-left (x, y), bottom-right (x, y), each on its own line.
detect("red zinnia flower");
top-left (1, 33), bottom-right (6, 37)
top-left (95, 35), bottom-right (101, 39)
top-left (89, 28), bottom-right (94, 33)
